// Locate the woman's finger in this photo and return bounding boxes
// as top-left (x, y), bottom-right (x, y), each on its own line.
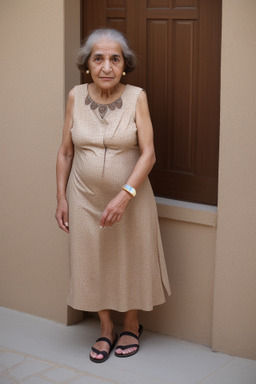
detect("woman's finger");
top-left (100, 209), bottom-right (118, 227)
top-left (116, 214), bottom-right (122, 223)
top-left (55, 210), bottom-right (69, 233)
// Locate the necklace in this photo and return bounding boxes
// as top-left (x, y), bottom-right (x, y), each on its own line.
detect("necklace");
top-left (85, 94), bottom-right (123, 119)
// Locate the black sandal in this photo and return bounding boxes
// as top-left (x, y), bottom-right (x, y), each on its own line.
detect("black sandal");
top-left (115, 324), bottom-right (143, 358)
top-left (90, 333), bottom-right (117, 363)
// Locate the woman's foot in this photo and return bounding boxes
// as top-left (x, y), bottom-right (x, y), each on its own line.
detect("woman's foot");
top-left (90, 310), bottom-right (116, 363)
top-left (115, 324), bottom-right (143, 357)
top-left (90, 331), bottom-right (117, 363)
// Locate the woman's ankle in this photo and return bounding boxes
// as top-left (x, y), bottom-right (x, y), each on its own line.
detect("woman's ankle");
top-left (123, 310), bottom-right (139, 332)
top-left (98, 310), bottom-right (114, 335)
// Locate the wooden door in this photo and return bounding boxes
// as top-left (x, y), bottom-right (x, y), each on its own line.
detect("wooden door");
top-left (81, 0), bottom-right (222, 205)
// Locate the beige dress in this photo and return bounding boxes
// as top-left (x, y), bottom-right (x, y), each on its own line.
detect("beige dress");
top-left (67, 83), bottom-right (171, 312)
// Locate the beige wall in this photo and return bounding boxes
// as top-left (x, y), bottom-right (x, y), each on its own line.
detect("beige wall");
top-left (64, 0), bottom-right (81, 99)
top-left (140, 205), bottom-right (217, 346)
top-left (0, 0), bottom-right (79, 323)
top-left (112, 200), bottom-right (217, 346)
top-left (1, 0), bottom-right (256, 360)
top-left (212, 0), bottom-right (256, 360)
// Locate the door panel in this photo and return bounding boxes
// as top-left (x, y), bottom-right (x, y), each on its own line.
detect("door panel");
top-left (81, 0), bottom-right (221, 204)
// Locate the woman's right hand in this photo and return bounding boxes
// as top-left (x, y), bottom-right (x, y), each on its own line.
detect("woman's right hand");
top-left (55, 89), bottom-right (74, 234)
top-left (55, 199), bottom-right (69, 233)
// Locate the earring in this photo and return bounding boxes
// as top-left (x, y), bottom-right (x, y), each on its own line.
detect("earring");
top-left (122, 71), bottom-right (126, 76)
top-left (86, 69), bottom-right (90, 74)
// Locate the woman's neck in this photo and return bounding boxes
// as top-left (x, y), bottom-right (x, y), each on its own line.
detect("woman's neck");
top-left (89, 83), bottom-right (125, 103)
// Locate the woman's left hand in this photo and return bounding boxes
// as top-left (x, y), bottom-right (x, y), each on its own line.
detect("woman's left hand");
top-left (100, 190), bottom-right (132, 228)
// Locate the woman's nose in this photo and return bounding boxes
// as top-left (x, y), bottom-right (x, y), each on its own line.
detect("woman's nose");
top-left (102, 60), bottom-right (111, 72)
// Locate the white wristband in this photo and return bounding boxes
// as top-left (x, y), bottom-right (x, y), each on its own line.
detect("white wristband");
top-left (122, 184), bottom-right (136, 197)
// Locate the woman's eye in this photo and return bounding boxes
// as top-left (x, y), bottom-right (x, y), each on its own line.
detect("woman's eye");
top-left (112, 57), bottom-right (119, 63)
top-left (95, 57), bottom-right (102, 62)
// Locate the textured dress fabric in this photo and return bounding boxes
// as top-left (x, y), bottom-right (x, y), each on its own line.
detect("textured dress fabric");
top-left (67, 83), bottom-right (171, 312)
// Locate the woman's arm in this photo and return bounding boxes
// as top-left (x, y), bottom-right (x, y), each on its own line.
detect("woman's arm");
top-left (124, 90), bottom-right (156, 189)
top-left (55, 89), bottom-right (74, 233)
top-left (100, 90), bottom-right (156, 227)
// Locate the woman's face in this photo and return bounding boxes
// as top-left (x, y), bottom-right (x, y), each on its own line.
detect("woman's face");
top-left (88, 39), bottom-right (125, 91)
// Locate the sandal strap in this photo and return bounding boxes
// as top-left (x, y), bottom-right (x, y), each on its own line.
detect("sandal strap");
top-left (115, 343), bottom-right (139, 350)
top-left (91, 347), bottom-right (107, 357)
top-left (95, 336), bottom-right (112, 347)
top-left (119, 330), bottom-right (139, 340)
top-left (119, 325), bottom-right (143, 341)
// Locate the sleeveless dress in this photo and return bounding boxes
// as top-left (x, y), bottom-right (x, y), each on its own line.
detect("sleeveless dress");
top-left (67, 83), bottom-right (171, 312)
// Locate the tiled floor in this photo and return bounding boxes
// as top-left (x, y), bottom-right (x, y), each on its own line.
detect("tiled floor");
top-left (1, 307), bottom-right (256, 384)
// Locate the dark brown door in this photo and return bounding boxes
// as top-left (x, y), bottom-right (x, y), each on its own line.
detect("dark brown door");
top-left (81, 0), bottom-right (222, 205)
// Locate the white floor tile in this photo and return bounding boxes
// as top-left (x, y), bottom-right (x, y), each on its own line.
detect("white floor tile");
top-left (42, 366), bottom-right (81, 382)
top-left (0, 351), bottom-right (24, 368)
top-left (7, 359), bottom-right (51, 379)
top-left (22, 378), bottom-right (55, 384)
top-left (199, 358), bottom-right (256, 384)
top-left (0, 377), bottom-right (18, 384)
top-left (85, 336), bottom-right (232, 384)
top-left (1, 307), bottom-right (256, 384)
top-left (71, 374), bottom-right (118, 384)
top-left (0, 366), bottom-right (8, 373)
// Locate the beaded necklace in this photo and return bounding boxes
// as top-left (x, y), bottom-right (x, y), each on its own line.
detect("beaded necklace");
top-left (85, 94), bottom-right (123, 119)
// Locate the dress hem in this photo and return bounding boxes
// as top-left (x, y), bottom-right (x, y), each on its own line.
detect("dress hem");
top-left (67, 297), bottom-right (169, 313)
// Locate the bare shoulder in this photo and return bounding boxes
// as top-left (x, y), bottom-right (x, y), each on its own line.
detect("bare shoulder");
top-left (136, 89), bottom-right (150, 116)
top-left (137, 88), bottom-right (147, 100)
top-left (67, 88), bottom-right (75, 102)
top-left (65, 88), bottom-right (75, 115)
top-left (135, 88), bottom-right (153, 135)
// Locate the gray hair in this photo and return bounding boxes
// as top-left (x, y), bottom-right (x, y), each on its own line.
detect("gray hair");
top-left (76, 28), bottom-right (137, 73)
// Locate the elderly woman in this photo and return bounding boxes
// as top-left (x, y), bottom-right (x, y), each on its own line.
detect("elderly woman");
top-left (55, 28), bottom-right (170, 363)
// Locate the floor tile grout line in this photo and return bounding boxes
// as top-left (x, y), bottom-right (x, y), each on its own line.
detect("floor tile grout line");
top-left (112, 367), bottom-right (171, 384)
top-left (195, 356), bottom-right (236, 384)
top-left (68, 374), bottom-right (121, 384)
top-left (1, 378), bottom-right (19, 384)
top-left (0, 351), bottom-right (27, 374)
top-left (40, 370), bottom-right (121, 384)
top-left (1, 348), bottom-right (90, 384)
top-left (2, 367), bottom-right (86, 384)
top-left (13, 373), bottom-right (57, 384)
top-left (0, 346), bottom-right (123, 384)
top-left (3, 363), bottom-right (56, 384)
top-left (39, 370), bottom-right (108, 384)
top-left (1, 346), bottom-right (85, 374)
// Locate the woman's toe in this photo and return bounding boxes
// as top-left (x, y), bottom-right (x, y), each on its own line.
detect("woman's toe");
top-left (116, 346), bottom-right (137, 355)
top-left (90, 351), bottom-right (104, 359)
top-left (125, 347), bottom-right (137, 355)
